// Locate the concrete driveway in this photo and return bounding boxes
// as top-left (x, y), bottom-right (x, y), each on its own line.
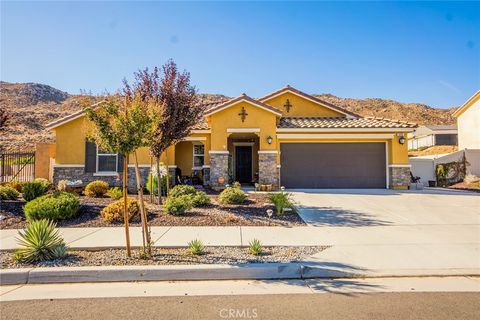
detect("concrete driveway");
top-left (291, 188), bottom-right (480, 277)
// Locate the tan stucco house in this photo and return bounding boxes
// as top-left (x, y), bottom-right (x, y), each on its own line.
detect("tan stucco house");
top-left (46, 86), bottom-right (417, 189)
top-left (453, 91), bottom-right (480, 150)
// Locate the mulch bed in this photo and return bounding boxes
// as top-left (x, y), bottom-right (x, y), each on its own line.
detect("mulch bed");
top-left (0, 193), bottom-right (305, 229)
top-left (0, 246), bottom-right (327, 269)
top-left (448, 182), bottom-right (480, 193)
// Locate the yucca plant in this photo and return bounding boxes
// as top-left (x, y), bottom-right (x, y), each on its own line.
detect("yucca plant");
top-left (268, 192), bottom-right (295, 216)
top-left (248, 239), bottom-right (263, 256)
top-left (14, 219), bottom-right (68, 263)
top-left (187, 239), bottom-right (205, 256)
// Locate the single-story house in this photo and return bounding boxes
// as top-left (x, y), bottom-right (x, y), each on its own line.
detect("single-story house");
top-left (453, 90), bottom-right (480, 150)
top-left (407, 125), bottom-right (457, 150)
top-left (45, 86), bottom-right (417, 190)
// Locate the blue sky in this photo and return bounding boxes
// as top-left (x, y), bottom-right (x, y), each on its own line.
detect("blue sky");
top-left (1, 1), bottom-right (479, 108)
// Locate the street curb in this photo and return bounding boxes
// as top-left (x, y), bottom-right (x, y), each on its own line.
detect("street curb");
top-left (2, 264), bottom-right (479, 286)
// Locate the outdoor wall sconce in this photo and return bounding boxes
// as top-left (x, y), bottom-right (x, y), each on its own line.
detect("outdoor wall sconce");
top-left (267, 136), bottom-right (273, 144)
top-left (398, 135), bottom-right (405, 145)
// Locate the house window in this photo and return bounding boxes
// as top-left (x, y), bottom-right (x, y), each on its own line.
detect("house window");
top-left (97, 147), bottom-right (118, 172)
top-left (193, 143), bottom-right (205, 169)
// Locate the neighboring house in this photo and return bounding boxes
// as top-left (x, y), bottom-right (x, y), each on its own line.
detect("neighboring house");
top-left (408, 125), bottom-right (457, 150)
top-left (453, 90), bottom-right (480, 150)
top-left (45, 85), bottom-right (416, 189)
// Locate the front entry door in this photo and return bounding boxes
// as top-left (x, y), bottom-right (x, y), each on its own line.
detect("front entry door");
top-left (235, 146), bottom-right (252, 183)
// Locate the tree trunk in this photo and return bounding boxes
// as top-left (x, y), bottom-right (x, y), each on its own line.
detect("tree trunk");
top-left (122, 155), bottom-right (131, 257)
top-left (149, 157), bottom-right (153, 203)
top-left (156, 158), bottom-right (162, 204)
top-left (134, 151), bottom-right (151, 256)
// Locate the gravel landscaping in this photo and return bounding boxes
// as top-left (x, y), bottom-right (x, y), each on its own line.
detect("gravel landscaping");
top-left (0, 246), bottom-right (327, 269)
top-left (0, 193), bottom-right (305, 229)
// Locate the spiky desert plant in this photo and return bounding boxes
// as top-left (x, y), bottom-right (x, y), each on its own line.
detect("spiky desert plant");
top-left (187, 239), bottom-right (205, 256)
top-left (14, 219), bottom-right (67, 263)
top-left (248, 239), bottom-right (263, 256)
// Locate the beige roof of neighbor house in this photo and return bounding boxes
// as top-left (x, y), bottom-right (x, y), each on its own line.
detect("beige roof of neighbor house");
top-left (277, 117), bottom-right (417, 129)
top-left (453, 90), bottom-right (480, 117)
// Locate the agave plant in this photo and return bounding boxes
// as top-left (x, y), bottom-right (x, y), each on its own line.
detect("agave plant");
top-left (248, 239), bottom-right (263, 256)
top-left (14, 219), bottom-right (67, 263)
top-left (187, 239), bottom-right (205, 256)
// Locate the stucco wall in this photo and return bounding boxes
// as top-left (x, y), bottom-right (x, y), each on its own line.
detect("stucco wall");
top-left (263, 92), bottom-right (345, 117)
top-left (458, 98), bottom-right (480, 149)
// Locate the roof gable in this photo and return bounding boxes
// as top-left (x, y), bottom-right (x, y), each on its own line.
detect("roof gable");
top-left (258, 85), bottom-right (358, 118)
top-left (204, 94), bottom-right (282, 117)
top-left (453, 90), bottom-right (480, 117)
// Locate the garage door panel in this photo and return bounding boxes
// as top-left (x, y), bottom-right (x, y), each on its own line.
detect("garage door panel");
top-left (280, 143), bottom-right (386, 188)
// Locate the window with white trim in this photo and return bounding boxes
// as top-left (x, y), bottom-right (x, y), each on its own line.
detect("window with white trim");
top-left (97, 146), bottom-right (118, 172)
top-left (192, 143), bottom-right (205, 169)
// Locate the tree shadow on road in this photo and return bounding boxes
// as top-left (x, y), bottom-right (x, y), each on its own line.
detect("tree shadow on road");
top-left (298, 205), bottom-right (392, 227)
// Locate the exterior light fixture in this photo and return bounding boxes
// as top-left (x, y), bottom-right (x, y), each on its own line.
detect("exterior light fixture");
top-left (398, 135), bottom-right (405, 145)
top-left (267, 136), bottom-right (273, 144)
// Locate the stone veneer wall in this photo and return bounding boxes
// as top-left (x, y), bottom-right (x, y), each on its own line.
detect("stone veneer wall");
top-left (389, 166), bottom-right (410, 189)
top-left (209, 153), bottom-right (229, 188)
top-left (259, 153), bottom-right (279, 188)
top-left (53, 166), bottom-right (165, 193)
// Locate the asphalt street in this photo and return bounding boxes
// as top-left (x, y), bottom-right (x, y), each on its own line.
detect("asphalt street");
top-left (1, 292), bottom-right (479, 320)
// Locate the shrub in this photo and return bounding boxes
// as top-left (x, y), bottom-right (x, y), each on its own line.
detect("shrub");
top-left (34, 178), bottom-right (51, 190)
top-left (169, 185), bottom-right (196, 198)
top-left (14, 219), bottom-right (68, 263)
top-left (233, 181), bottom-right (241, 188)
top-left (7, 180), bottom-right (24, 192)
top-left (85, 180), bottom-right (109, 198)
top-left (268, 192), bottom-right (295, 216)
top-left (106, 187), bottom-right (123, 200)
top-left (163, 195), bottom-right (192, 215)
top-left (146, 174), bottom-right (167, 196)
top-left (218, 187), bottom-right (247, 204)
top-left (248, 239), bottom-right (263, 256)
top-left (100, 197), bottom-right (141, 223)
top-left (57, 180), bottom-right (68, 192)
top-left (187, 239), bottom-right (205, 255)
top-left (0, 185), bottom-right (19, 200)
top-left (22, 181), bottom-right (48, 202)
top-left (24, 192), bottom-right (80, 221)
top-left (191, 191), bottom-right (210, 207)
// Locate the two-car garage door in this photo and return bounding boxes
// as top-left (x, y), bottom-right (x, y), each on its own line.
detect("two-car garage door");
top-left (280, 143), bottom-right (387, 188)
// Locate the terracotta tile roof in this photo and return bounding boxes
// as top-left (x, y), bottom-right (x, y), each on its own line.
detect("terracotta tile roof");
top-left (278, 117), bottom-right (417, 129)
top-left (258, 85), bottom-right (360, 117)
top-left (204, 94), bottom-right (282, 116)
top-left (192, 120), bottom-right (210, 130)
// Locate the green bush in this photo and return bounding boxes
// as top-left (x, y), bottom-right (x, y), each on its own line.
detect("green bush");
top-left (7, 180), bottom-right (25, 192)
top-left (233, 181), bottom-right (241, 188)
top-left (100, 197), bottom-right (141, 223)
top-left (0, 185), bottom-right (19, 200)
top-left (22, 181), bottom-right (48, 202)
top-left (191, 191), bottom-right (210, 207)
top-left (106, 187), bottom-right (123, 200)
top-left (187, 239), bottom-right (205, 255)
top-left (268, 192), bottom-right (295, 216)
top-left (218, 187), bottom-right (247, 204)
top-left (146, 174), bottom-right (167, 196)
top-left (248, 239), bottom-right (263, 256)
top-left (85, 180), bottom-right (109, 198)
top-left (169, 185), bottom-right (197, 198)
top-left (14, 219), bottom-right (68, 263)
top-left (24, 192), bottom-right (80, 221)
top-left (163, 195), bottom-right (192, 215)
top-left (34, 178), bottom-right (51, 190)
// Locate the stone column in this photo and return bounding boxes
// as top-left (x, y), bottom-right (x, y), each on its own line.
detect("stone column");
top-left (209, 151), bottom-right (229, 189)
top-left (389, 166), bottom-right (410, 189)
top-left (202, 166), bottom-right (210, 186)
top-left (258, 151), bottom-right (278, 188)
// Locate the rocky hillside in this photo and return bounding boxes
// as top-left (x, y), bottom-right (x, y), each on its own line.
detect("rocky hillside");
top-left (0, 81), bottom-right (457, 152)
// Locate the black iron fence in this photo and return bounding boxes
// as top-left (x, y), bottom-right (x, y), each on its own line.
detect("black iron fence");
top-left (0, 151), bottom-right (35, 183)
